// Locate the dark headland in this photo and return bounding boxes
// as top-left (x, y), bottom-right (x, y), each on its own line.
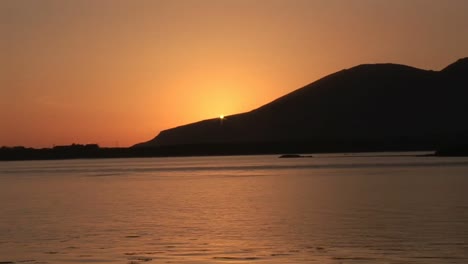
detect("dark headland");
top-left (3, 58), bottom-right (468, 161)
top-left (134, 58), bottom-right (468, 154)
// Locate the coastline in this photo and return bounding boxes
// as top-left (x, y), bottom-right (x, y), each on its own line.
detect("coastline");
top-left (0, 142), bottom-right (438, 161)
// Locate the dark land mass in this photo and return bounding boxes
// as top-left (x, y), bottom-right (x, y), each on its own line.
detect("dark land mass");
top-left (434, 145), bottom-right (468, 157)
top-left (0, 141), bottom-right (435, 161)
top-left (2, 58), bottom-right (468, 161)
top-left (135, 58), bottom-right (468, 150)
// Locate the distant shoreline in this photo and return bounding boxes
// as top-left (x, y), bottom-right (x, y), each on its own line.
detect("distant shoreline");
top-left (0, 142), bottom-right (448, 161)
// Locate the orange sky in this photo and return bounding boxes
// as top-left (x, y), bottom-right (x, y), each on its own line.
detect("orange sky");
top-left (2, 0), bottom-right (468, 148)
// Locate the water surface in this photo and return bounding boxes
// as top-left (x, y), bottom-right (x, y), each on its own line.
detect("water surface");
top-left (1, 153), bottom-right (467, 263)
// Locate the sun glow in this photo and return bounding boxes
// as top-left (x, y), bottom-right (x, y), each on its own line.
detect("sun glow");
top-left (219, 115), bottom-right (225, 120)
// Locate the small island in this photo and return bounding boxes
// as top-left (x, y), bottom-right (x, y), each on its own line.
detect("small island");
top-left (279, 154), bottom-right (313, 158)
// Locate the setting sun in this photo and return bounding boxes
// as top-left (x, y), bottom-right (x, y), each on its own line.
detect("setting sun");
top-left (219, 115), bottom-right (224, 120)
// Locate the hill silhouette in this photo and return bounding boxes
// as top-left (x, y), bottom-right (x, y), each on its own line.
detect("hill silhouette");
top-left (135, 58), bottom-right (468, 152)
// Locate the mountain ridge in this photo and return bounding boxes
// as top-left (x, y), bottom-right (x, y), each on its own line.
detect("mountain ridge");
top-left (134, 58), bottom-right (468, 150)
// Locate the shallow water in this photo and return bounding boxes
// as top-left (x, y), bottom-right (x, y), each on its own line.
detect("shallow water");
top-left (1, 153), bottom-right (468, 263)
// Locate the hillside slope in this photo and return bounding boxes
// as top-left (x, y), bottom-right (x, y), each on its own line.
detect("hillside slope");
top-left (135, 58), bottom-right (468, 150)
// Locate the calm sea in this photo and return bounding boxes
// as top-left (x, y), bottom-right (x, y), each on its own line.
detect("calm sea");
top-left (1, 153), bottom-right (468, 264)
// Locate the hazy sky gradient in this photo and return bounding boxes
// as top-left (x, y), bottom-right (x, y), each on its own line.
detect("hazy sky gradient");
top-left (2, 0), bottom-right (468, 147)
